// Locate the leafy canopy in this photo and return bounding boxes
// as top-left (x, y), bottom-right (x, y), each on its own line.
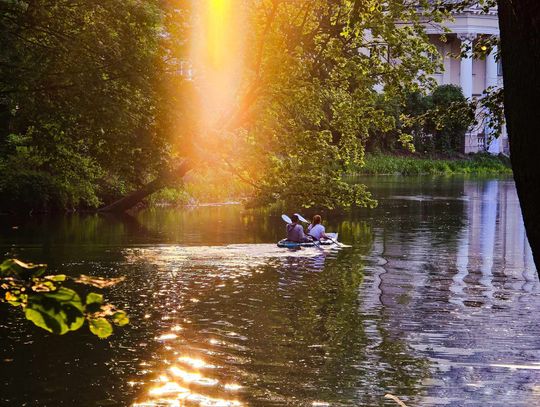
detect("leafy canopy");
top-left (1, 0), bottom-right (457, 210)
top-left (189, 0), bottom-right (450, 208)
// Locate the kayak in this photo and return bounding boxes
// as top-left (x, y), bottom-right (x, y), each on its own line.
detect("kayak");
top-left (277, 233), bottom-right (338, 248)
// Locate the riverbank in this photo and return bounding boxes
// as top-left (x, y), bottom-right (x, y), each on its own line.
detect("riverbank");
top-left (1, 155), bottom-right (512, 213)
top-left (149, 154), bottom-right (512, 207)
top-left (359, 153), bottom-right (512, 176)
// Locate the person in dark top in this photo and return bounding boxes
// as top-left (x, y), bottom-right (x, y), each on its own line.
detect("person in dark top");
top-left (286, 214), bottom-right (310, 242)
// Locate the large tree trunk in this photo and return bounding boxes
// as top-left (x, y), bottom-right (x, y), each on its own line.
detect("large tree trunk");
top-left (498, 0), bottom-right (540, 271)
top-left (99, 160), bottom-right (192, 213)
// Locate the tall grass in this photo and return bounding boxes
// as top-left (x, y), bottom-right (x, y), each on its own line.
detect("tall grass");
top-left (360, 153), bottom-right (512, 176)
top-left (147, 154), bottom-right (511, 207)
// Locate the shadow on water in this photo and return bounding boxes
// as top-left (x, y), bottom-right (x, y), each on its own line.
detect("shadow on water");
top-left (0, 176), bottom-right (538, 406)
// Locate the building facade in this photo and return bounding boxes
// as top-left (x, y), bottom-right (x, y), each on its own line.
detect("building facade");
top-left (426, 6), bottom-right (508, 155)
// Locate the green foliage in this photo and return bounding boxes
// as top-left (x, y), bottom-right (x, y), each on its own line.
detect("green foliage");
top-left (0, 259), bottom-right (128, 338)
top-left (0, 0), bottom-right (177, 212)
top-left (25, 288), bottom-right (85, 335)
top-left (88, 318), bottom-right (113, 339)
top-left (146, 166), bottom-right (254, 206)
top-left (0, 0), bottom-right (466, 211)
top-left (361, 153), bottom-right (512, 176)
top-left (146, 187), bottom-right (192, 207)
top-left (399, 85), bottom-right (475, 155)
top-left (211, 0), bottom-right (449, 209)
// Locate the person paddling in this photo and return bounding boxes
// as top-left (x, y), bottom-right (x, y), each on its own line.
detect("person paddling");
top-left (286, 214), bottom-right (311, 243)
top-left (307, 215), bottom-right (331, 241)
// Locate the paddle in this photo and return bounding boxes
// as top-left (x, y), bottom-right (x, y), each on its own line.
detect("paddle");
top-left (281, 214), bottom-right (322, 250)
top-left (295, 213), bottom-right (346, 248)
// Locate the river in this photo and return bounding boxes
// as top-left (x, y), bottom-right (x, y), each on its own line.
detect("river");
top-left (0, 176), bottom-right (538, 406)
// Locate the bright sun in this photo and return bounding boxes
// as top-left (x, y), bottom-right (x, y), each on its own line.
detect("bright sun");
top-left (194, 0), bottom-right (243, 126)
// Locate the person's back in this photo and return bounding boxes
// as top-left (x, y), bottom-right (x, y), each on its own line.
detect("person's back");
top-left (308, 223), bottom-right (325, 240)
top-left (286, 214), bottom-right (307, 242)
top-left (307, 214), bottom-right (328, 241)
top-left (287, 223), bottom-right (305, 242)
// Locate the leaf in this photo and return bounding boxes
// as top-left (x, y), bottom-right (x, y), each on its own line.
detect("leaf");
top-left (0, 259), bottom-right (15, 275)
top-left (112, 311), bottom-right (129, 327)
top-left (74, 275), bottom-right (125, 288)
top-left (86, 292), bottom-right (103, 305)
top-left (45, 274), bottom-right (67, 282)
top-left (24, 287), bottom-right (84, 335)
top-left (12, 259), bottom-right (47, 277)
top-left (0, 259), bottom-right (47, 278)
top-left (89, 318), bottom-right (113, 339)
top-left (31, 280), bottom-right (56, 292)
top-left (25, 308), bottom-right (63, 334)
top-left (85, 292), bottom-right (104, 313)
top-left (5, 291), bottom-right (23, 306)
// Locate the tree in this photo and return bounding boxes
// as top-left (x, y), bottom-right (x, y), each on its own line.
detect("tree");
top-left (497, 0), bottom-right (540, 270)
top-left (1, 0), bottom-right (452, 213)
top-left (0, 0), bottom-right (177, 211)
top-left (408, 85), bottom-right (474, 154)
top-left (104, 0), bottom-right (449, 211)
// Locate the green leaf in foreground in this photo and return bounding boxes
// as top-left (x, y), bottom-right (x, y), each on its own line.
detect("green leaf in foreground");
top-left (86, 292), bottom-right (104, 313)
top-left (89, 318), bottom-right (113, 339)
top-left (1, 258), bottom-right (129, 338)
top-left (24, 288), bottom-right (85, 335)
top-left (112, 311), bottom-right (129, 327)
top-left (74, 275), bottom-right (126, 288)
top-left (45, 274), bottom-right (67, 282)
top-left (86, 292), bottom-right (103, 305)
top-left (0, 259), bottom-right (47, 279)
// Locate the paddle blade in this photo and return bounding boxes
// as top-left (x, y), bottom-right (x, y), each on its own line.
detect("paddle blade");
top-left (281, 214), bottom-right (292, 224)
top-left (295, 213), bottom-right (309, 223)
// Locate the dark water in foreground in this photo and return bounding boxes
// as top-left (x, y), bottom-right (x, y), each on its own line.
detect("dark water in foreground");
top-left (0, 177), bottom-right (538, 407)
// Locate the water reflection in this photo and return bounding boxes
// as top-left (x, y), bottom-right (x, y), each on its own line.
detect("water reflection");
top-left (361, 177), bottom-right (539, 406)
top-left (0, 177), bottom-right (538, 406)
top-left (125, 244), bottom-right (349, 406)
top-left (119, 224), bottom-right (435, 406)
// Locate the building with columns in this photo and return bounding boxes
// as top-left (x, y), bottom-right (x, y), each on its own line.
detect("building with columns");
top-left (425, 6), bottom-right (508, 155)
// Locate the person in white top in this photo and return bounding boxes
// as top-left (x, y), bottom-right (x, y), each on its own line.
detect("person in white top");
top-left (307, 215), bottom-right (330, 241)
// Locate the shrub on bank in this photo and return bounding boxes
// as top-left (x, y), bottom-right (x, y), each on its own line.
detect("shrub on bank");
top-left (0, 168), bottom-right (101, 213)
top-left (360, 153), bottom-right (512, 175)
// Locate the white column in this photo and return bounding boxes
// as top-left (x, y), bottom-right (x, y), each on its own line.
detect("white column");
top-left (458, 33), bottom-right (475, 99)
top-left (486, 44), bottom-right (500, 154)
top-left (480, 180), bottom-right (498, 299)
top-left (485, 45), bottom-right (498, 89)
top-left (458, 33), bottom-right (475, 152)
top-left (442, 43), bottom-right (451, 84)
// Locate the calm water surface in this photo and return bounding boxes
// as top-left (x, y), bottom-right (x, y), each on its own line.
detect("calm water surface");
top-left (0, 177), bottom-right (538, 406)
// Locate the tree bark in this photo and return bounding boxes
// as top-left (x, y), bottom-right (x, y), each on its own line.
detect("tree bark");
top-left (98, 160), bottom-right (192, 213)
top-left (498, 0), bottom-right (540, 271)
